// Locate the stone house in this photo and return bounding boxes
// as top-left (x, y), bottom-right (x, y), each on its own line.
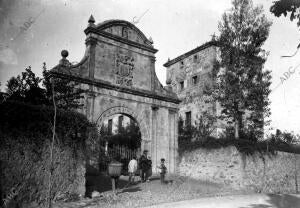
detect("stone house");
top-left (163, 39), bottom-right (225, 137)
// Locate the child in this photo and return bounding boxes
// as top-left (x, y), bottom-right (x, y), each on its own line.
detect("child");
top-left (157, 158), bottom-right (167, 184)
top-left (128, 156), bottom-right (137, 183)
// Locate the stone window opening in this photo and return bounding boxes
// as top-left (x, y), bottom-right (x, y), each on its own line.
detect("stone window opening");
top-left (180, 61), bottom-right (184, 69)
top-left (179, 81), bottom-right (184, 90)
top-left (185, 111), bottom-right (191, 128)
top-left (118, 115), bottom-right (124, 132)
top-left (192, 75), bottom-right (198, 85)
top-left (108, 119), bottom-right (113, 135)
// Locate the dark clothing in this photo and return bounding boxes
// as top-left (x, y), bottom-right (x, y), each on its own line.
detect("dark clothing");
top-left (147, 159), bottom-right (152, 170)
top-left (140, 169), bottom-right (147, 182)
top-left (147, 167), bottom-right (152, 178)
top-left (139, 155), bottom-right (148, 182)
top-left (139, 154), bottom-right (152, 182)
top-left (146, 159), bottom-right (152, 180)
top-left (111, 176), bottom-right (119, 190)
top-left (139, 155), bottom-right (148, 171)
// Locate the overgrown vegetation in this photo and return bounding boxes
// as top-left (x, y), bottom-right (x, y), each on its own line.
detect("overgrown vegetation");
top-left (3, 63), bottom-right (84, 110)
top-left (0, 102), bottom-right (93, 207)
top-left (88, 120), bottom-right (142, 174)
top-left (100, 120), bottom-right (141, 150)
top-left (0, 63), bottom-right (88, 208)
top-left (178, 117), bottom-right (300, 156)
top-left (270, 1), bottom-right (300, 56)
top-left (270, 0), bottom-right (300, 27)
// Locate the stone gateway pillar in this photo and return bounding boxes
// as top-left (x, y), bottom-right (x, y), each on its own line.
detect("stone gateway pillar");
top-left (50, 16), bottom-right (180, 173)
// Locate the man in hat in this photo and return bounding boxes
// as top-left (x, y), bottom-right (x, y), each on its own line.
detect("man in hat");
top-left (139, 150), bottom-right (148, 182)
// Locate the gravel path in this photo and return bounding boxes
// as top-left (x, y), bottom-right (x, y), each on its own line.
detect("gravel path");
top-left (53, 174), bottom-right (250, 208)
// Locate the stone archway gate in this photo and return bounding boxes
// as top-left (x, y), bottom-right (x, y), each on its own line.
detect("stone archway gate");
top-left (50, 16), bottom-right (180, 173)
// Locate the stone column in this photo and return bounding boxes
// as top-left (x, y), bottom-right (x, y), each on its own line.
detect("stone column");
top-left (168, 108), bottom-right (178, 173)
top-left (168, 110), bottom-right (172, 172)
top-left (86, 36), bottom-right (97, 79)
top-left (151, 105), bottom-right (159, 173)
top-left (150, 57), bottom-right (156, 91)
top-left (85, 92), bottom-right (96, 122)
top-left (174, 111), bottom-right (179, 173)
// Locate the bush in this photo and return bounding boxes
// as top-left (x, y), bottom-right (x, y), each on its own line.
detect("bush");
top-left (178, 127), bottom-right (300, 156)
top-left (0, 101), bottom-right (94, 207)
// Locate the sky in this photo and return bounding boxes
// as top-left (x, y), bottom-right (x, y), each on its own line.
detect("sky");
top-left (0, 0), bottom-right (300, 135)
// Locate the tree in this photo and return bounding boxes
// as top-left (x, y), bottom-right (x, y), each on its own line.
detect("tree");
top-left (6, 66), bottom-right (48, 105)
top-left (270, 0), bottom-right (300, 26)
top-left (42, 62), bottom-right (84, 110)
top-left (270, 0), bottom-right (300, 52)
top-left (100, 119), bottom-right (141, 150)
top-left (268, 129), bottom-right (300, 145)
top-left (178, 116), bottom-right (193, 145)
top-left (193, 111), bottom-right (217, 141)
top-left (212, 0), bottom-right (272, 139)
top-left (178, 110), bottom-right (216, 144)
top-left (5, 63), bottom-right (84, 110)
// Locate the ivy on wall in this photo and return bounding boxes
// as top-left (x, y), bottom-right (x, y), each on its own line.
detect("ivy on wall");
top-left (0, 101), bottom-right (94, 207)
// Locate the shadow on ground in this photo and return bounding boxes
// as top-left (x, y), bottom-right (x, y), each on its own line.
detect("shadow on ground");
top-left (85, 164), bottom-right (147, 197)
top-left (239, 194), bottom-right (300, 208)
top-left (85, 172), bottom-right (133, 196)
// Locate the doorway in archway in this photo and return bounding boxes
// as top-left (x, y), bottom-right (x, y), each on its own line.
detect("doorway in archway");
top-left (98, 113), bottom-right (141, 174)
top-left (85, 113), bottom-right (142, 196)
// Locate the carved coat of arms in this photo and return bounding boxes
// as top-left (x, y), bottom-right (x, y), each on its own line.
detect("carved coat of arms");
top-left (115, 54), bottom-right (134, 86)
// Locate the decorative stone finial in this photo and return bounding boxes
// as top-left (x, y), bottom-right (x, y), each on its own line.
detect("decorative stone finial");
top-left (148, 36), bottom-right (153, 44)
top-left (59, 50), bottom-right (71, 67)
top-left (61, 50), bottom-right (69, 58)
top-left (88, 15), bottom-right (95, 24)
top-left (211, 33), bottom-right (216, 41)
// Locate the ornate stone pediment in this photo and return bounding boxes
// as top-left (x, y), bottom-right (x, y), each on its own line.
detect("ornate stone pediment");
top-left (95, 20), bottom-right (153, 47)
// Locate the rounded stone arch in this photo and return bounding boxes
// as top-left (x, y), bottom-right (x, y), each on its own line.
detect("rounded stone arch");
top-left (95, 105), bottom-right (151, 150)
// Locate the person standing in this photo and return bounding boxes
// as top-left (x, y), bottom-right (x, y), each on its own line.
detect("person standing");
top-left (139, 150), bottom-right (148, 182)
top-left (157, 158), bottom-right (167, 184)
top-left (128, 156), bottom-right (137, 184)
top-left (146, 155), bottom-right (152, 182)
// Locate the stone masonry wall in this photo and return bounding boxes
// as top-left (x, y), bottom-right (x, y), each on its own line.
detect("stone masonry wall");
top-left (165, 43), bottom-right (225, 137)
top-left (178, 146), bottom-right (300, 193)
top-left (166, 45), bottom-right (217, 123)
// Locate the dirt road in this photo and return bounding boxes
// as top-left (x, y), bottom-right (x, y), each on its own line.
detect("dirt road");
top-left (146, 194), bottom-right (300, 208)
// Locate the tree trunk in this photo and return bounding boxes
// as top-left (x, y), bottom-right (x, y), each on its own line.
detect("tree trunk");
top-left (234, 120), bottom-right (239, 139)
